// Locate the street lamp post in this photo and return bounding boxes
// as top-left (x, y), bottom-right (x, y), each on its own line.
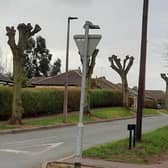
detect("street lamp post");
top-left (136, 0), bottom-right (149, 141)
top-left (73, 21), bottom-right (101, 168)
top-left (63, 16), bottom-right (78, 122)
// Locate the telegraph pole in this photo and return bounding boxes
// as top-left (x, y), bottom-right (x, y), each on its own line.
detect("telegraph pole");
top-left (136, 0), bottom-right (149, 141)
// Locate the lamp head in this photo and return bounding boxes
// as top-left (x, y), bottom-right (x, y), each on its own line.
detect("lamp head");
top-left (68, 16), bottom-right (78, 20)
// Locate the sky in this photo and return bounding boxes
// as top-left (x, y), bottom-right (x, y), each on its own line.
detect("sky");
top-left (0, 0), bottom-right (168, 90)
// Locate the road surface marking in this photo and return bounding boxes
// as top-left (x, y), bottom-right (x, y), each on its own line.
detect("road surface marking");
top-left (0, 142), bottom-right (64, 156)
top-left (0, 149), bottom-right (32, 155)
top-left (57, 154), bottom-right (75, 161)
top-left (1, 135), bottom-right (58, 146)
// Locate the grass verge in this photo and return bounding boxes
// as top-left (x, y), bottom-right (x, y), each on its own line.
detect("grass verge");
top-left (24, 114), bottom-right (95, 126)
top-left (92, 107), bottom-right (133, 119)
top-left (158, 109), bottom-right (168, 114)
top-left (0, 107), bottom-right (161, 130)
top-left (0, 124), bottom-right (17, 130)
top-left (25, 107), bottom-right (133, 126)
top-left (143, 108), bottom-right (160, 116)
top-left (83, 126), bottom-right (168, 164)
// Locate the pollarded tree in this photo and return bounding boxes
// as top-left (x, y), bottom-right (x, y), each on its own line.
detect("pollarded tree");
top-left (6, 23), bottom-right (41, 124)
top-left (80, 49), bottom-right (99, 115)
top-left (109, 55), bottom-right (134, 108)
top-left (160, 73), bottom-right (168, 110)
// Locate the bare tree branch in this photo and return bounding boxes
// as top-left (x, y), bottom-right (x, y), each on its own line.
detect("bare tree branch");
top-left (123, 55), bottom-right (129, 70)
top-left (30, 24), bottom-right (41, 37)
top-left (125, 56), bottom-right (134, 74)
top-left (113, 55), bottom-right (122, 70)
top-left (109, 55), bottom-right (121, 75)
top-left (17, 24), bottom-right (41, 48)
top-left (6, 26), bottom-right (17, 51)
top-left (161, 73), bottom-right (168, 83)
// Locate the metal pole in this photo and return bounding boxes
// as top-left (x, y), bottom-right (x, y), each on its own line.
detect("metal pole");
top-left (129, 130), bottom-right (132, 150)
top-left (63, 17), bottom-right (78, 122)
top-left (75, 22), bottom-right (90, 167)
top-left (136, 0), bottom-right (149, 141)
top-left (63, 18), bottom-right (70, 122)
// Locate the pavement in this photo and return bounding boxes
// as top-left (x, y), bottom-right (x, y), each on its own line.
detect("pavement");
top-left (0, 115), bottom-right (168, 168)
top-left (62, 158), bottom-right (168, 168)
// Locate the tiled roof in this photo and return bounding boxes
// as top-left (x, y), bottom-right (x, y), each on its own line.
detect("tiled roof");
top-left (95, 77), bottom-right (120, 90)
top-left (145, 90), bottom-right (165, 101)
top-left (32, 70), bottom-right (82, 86)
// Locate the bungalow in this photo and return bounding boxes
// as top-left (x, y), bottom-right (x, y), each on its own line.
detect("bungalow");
top-left (29, 69), bottom-right (120, 90)
top-left (30, 70), bottom-right (82, 88)
top-left (145, 90), bottom-right (165, 103)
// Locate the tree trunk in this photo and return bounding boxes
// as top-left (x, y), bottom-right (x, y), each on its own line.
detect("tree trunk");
top-left (8, 55), bottom-right (23, 125)
top-left (84, 76), bottom-right (91, 115)
top-left (122, 76), bottom-right (129, 108)
top-left (165, 82), bottom-right (168, 111)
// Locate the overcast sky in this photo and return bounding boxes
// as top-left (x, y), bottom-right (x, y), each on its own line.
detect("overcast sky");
top-left (0, 0), bottom-right (168, 90)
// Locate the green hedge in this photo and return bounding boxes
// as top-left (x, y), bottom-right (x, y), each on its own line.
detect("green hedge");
top-left (0, 87), bottom-right (123, 120)
top-left (90, 89), bottom-right (122, 107)
top-left (0, 87), bottom-right (13, 119)
top-left (22, 88), bottom-right (64, 117)
top-left (0, 86), bottom-right (157, 120)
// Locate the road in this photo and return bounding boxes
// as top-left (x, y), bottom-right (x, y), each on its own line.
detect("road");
top-left (0, 115), bottom-right (168, 168)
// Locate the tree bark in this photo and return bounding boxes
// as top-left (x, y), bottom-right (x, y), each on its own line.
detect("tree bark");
top-left (9, 54), bottom-right (23, 124)
top-left (122, 76), bottom-right (129, 108)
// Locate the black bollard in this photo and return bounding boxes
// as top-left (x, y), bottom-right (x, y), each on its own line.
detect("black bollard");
top-left (129, 129), bottom-right (132, 149)
top-left (127, 124), bottom-right (136, 149)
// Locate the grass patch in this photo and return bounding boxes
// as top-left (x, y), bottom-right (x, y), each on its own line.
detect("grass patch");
top-left (83, 126), bottom-right (168, 164)
top-left (92, 107), bottom-right (133, 119)
top-left (0, 124), bottom-right (17, 130)
top-left (0, 107), bottom-right (161, 129)
top-left (25, 107), bottom-right (133, 126)
top-left (158, 109), bottom-right (168, 114)
top-left (143, 108), bottom-right (160, 115)
top-left (24, 114), bottom-right (95, 126)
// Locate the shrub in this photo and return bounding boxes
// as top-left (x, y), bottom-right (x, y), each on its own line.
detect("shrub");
top-left (90, 89), bottom-right (122, 108)
top-left (0, 87), bottom-right (12, 119)
top-left (68, 88), bottom-right (80, 111)
top-left (0, 87), bottom-right (123, 120)
top-left (22, 88), bottom-right (64, 117)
